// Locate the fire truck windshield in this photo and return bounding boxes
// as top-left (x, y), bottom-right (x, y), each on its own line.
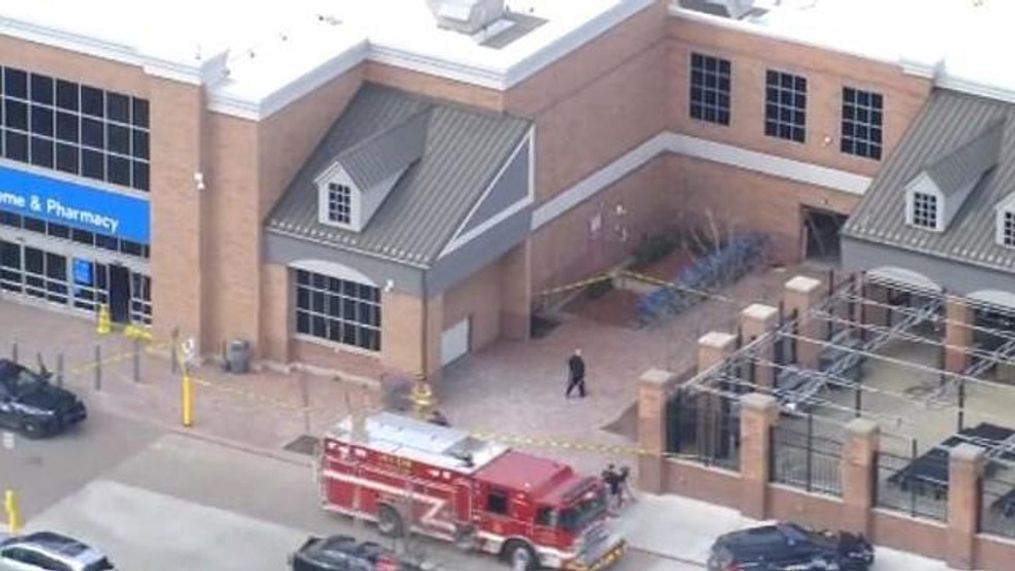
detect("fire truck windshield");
top-left (558, 487), bottom-right (607, 533)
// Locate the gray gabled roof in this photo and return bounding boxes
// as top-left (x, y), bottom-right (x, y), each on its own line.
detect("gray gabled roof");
top-left (335, 109), bottom-right (428, 192)
top-left (843, 89), bottom-right (1015, 275)
top-left (921, 118), bottom-right (1002, 196)
top-left (266, 83), bottom-right (530, 267)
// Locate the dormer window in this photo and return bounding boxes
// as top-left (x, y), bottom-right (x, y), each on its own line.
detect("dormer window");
top-left (911, 192), bottom-right (939, 230)
top-left (1003, 211), bottom-right (1015, 248)
top-left (327, 183), bottom-right (352, 225)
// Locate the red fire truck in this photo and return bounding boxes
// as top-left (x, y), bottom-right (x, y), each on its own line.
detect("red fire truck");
top-left (317, 412), bottom-right (626, 570)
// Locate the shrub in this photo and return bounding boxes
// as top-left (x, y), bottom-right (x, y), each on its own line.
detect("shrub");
top-left (632, 234), bottom-right (677, 268)
top-left (585, 278), bottom-right (614, 299)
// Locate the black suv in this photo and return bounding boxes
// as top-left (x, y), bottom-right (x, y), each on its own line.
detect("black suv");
top-left (290, 535), bottom-right (434, 571)
top-left (0, 358), bottom-right (87, 438)
top-left (707, 522), bottom-right (874, 571)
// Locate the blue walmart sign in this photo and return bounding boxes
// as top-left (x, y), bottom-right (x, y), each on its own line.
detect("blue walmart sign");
top-left (0, 165), bottom-right (149, 243)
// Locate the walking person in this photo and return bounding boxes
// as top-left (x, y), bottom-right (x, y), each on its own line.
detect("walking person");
top-left (617, 465), bottom-right (637, 506)
top-left (601, 464), bottom-right (622, 515)
top-left (565, 349), bottom-right (587, 398)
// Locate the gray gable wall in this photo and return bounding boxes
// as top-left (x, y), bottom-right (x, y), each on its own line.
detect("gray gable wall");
top-left (459, 139), bottom-right (530, 237)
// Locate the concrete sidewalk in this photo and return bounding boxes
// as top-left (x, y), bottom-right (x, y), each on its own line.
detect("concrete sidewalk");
top-left (616, 493), bottom-right (955, 570)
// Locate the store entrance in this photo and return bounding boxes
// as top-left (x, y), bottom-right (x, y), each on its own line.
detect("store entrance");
top-left (108, 264), bottom-right (131, 324)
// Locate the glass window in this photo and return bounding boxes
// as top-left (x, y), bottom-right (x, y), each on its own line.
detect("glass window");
top-left (841, 87), bottom-right (884, 160)
top-left (81, 85), bottom-right (103, 117)
top-left (3, 68), bottom-right (27, 99)
top-left (689, 52), bottom-right (732, 126)
top-left (1003, 211), bottom-right (1015, 248)
top-left (81, 117), bottom-right (104, 148)
top-left (56, 80), bottom-right (78, 110)
top-left (55, 111), bottom-right (78, 142)
top-left (30, 105), bottom-right (53, 136)
top-left (5, 131), bottom-right (27, 161)
top-left (107, 124), bottom-right (129, 154)
top-left (911, 192), bottom-right (938, 229)
top-left (107, 154), bottom-right (130, 186)
top-left (5, 99), bottom-right (27, 130)
top-left (294, 269), bottom-right (381, 351)
top-left (29, 73), bottom-right (53, 104)
top-left (30, 136), bottom-right (53, 168)
top-left (56, 143), bottom-right (78, 174)
top-left (487, 490), bottom-right (509, 515)
top-left (106, 92), bottom-right (129, 123)
top-left (765, 70), bottom-right (807, 143)
top-left (327, 182), bottom-right (353, 225)
top-left (81, 149), bottom-right (104, 180)
top-left (132, 97), bottom-right (149, 128)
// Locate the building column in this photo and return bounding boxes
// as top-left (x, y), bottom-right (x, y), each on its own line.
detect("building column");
top-left (783, 276), bottom-right (826, 369)
top-left (259, 264), bottom-right (292, 363)
top-left (637, 368), bottom-right (676, 494)
top-left (698, 331), bottom-right (738, 372)
top-left (945, 298), bottom-right (974, 374)
top-left (740, 304), bottom-right (779, 388)
top-left (739, 393), bottom-right (778, 519)
top-left (840, 418), bottom-right (879, 535)
top-left (381, 291), bottom-right (443, 380)
top-left (697, 332), bottom-right (738, 465)
top-left (861, 280), bottom-right (891, 328)
top-left (946, 444), bottom-right (986, 570)
top-left (500, 239), bottom-right (531, 341)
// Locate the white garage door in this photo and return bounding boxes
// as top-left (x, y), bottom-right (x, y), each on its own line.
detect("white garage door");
top-left (441, 318), bottom-right (471, 366)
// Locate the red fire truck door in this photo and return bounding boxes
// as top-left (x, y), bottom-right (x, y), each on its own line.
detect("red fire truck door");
top-left (453, 480), bottom-right (472, 523)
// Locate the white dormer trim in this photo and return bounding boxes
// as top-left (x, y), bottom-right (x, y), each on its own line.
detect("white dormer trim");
top-left (904, 173), bottom-right (943, 232)
top-left (290, 259), bottom-right (376, 286)
top-left (316, 167), bottom-right (363, 232)
top-left (996, 196), bottom-right (1015, 249)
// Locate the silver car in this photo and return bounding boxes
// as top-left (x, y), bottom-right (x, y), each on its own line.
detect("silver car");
top-left (0, 532), bottom-right (115, 571)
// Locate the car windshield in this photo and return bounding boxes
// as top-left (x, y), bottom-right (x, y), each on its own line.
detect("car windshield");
top-left (559, 486), bottom-right (606, 533)
top-left (83, 558), bottom-right (114, 571)
top-left (785, 523), bottom-right (836, 548)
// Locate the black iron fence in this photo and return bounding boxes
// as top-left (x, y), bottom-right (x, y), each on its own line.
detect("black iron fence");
top-left (875, 441), bottom-right (949, 522)
top-left (666, 387), bottom-right (740, 471)
top-left (769, 416), bottom-right (843, 496)
top-left (980, 467), bottom-right (1015, 539)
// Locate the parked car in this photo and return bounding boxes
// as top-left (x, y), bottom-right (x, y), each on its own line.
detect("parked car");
top-left (0, 358), bottom-right (87, 438)
top-left (0, 531), bottom-right (115, 571)
top-left (707, 522), bottom-right (874, 571)
top-left (290, 535), bottom-right (435, 571)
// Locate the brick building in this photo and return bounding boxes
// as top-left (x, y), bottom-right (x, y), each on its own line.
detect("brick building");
top-left (0, 0), bottom-right (1007, 379)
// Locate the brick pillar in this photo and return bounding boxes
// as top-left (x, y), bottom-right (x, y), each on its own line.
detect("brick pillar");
top-left (697, 332), bottom-right (739, 458)
top-left (698, 332), bottom-right (738, 372)
top-left (637, 368), bottom-right (675, 494)
top-left (739, 393), bottom-right (779, 519)
top-left (500, 239), bottom-right (531, 341)
top-left (861, 281), bottom-right (891, 327)
top-left (784, 276), bottom-right (826, 369)
top-left (947, 444), bottom-right (985, 570)
top-left (840, 418), bottom-right (879, 535)
top-left (945, 298), bottom-right (973, 374)
top-left (740, 304), bottom-right (779, 388)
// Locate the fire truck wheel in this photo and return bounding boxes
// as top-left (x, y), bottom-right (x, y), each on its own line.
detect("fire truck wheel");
top-left (377, 504), bottom-right (405, 538)
top-left (502, 540), bottom-right (538, 570)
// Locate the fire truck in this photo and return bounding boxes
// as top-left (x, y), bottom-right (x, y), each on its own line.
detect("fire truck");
top-left (317, 412), bottom-right (626, 570)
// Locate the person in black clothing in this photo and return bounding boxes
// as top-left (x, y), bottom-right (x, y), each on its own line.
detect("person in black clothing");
top-left (602, 464), bottom-right (622, 513)
top-left (565, 349), bottom-right (586, 398)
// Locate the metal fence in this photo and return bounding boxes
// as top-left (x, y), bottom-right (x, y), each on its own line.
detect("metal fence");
top-left (666, 387), bottom-right (740, 471)
top-left (770, 415), bottom-right (843, 496)
top-left (980, 466), bottom-right (1015, 539)
top-left (875, 442), bottom-right (949, 522)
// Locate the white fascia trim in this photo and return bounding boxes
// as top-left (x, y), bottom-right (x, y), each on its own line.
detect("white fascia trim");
top-left (367, 43), bottom-right (507, 90)
top-left (935, 74), bottom-right (1015, 107)
top-left (438, 129), bottom-right (534, 259)
top-left (207, 41), bottom-right (368, 120)
top-left (290, 259), bottom-right (377, 286)
top-left (531, 131), bottom-right (873, 231)
top-left (501, 0), bottom-right (656, 88)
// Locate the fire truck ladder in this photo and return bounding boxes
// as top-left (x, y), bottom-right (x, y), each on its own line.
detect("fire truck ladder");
top-left (775, 295), bottom-right (944, 412)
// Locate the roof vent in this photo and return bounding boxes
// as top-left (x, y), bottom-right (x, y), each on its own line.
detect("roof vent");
top-left (679, 0), bottom-right (757, 19)
top-left (428, 0), bottom-right (506, 35)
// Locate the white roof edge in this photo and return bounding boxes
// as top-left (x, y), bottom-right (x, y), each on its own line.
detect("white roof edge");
top-left (207, 41), bottom-right (368, 121)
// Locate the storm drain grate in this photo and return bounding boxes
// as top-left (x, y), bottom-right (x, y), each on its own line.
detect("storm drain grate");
top-left (284, 434), bottom-right (320, 456)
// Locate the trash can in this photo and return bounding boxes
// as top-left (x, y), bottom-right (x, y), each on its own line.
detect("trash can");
top-left (226, 339), bottom-right (251, 374)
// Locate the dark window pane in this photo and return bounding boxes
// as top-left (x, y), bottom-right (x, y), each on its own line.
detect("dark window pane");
top-left (132, 98), bottom-right (149, 128)
top-left (107, 123), bottom-right (129, 154)
top-left (56, 80), bottom-right (78, 110)
top-left (120, 240), bottom-right (142, 256)
top-left (29, 74), bottom-right (53, 104)
top-left (81, 149), bottom-right (104, 179)
top-left (81, 86), bottom-right (103, 117)
top-left (132, 161), bottom-right (149, 191)
top-left (30, 137), bottom-right (53, 168)
top-left (795, 76), bottom-right (807, 91)
top-left (106, 92), bottom-right (129, 123)
top-left (96, 233), bottom-right (118, 251)
top-left (872, 93), bottom-right (883, 108)
top-left (56, 143), bottom-right (78, 174)
top-left (5, 131), bottom-right (27, 161)
top-left (296, 311), bottom-right (309, 334)
top-left (72, 228), bottom-right (94, 245)
top-left (30, 105), bottom-right (53, 136)
top-left (24, 216), bottom-right (46, 233)
top-left (4, 68), bottom-right (27, 99)
top-left (81, 117), bottom-right (103, 148)
top-left (107, 154), bottom-right (130, 186)
top-left (48, 222), bottom-right (70, 239)
top-left (781, 74), bottom-right (793, 88)
top-left (55, 111), bottom-right (78, 142)
top-left (132, 129), bottom-right (148, 159)
top-left (766, 70), bottom-right (777, 84)
top-left (5, 100), bottom-right (27, 130)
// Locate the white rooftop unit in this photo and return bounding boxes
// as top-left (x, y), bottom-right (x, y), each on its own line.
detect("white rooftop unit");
top-left (428, 0), bottom-right (506, 35)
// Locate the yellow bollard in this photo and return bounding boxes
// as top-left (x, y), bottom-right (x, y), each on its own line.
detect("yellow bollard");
top-left (96, 305), bottom-right (111, 335)
top-left (5, 489), bottom-right (21, 534)
top-left (181, 373), bottom-right (194, 428)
